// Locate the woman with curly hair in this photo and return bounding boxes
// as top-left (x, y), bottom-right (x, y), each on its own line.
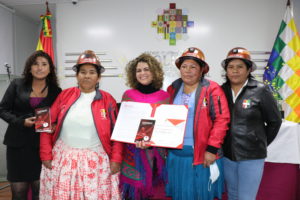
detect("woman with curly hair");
top-left (0, 50), bottom-right (61, 200)
top-left (120, 53), bottom-right (170, 200)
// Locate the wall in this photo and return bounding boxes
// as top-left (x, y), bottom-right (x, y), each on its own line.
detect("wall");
top-left (0, 7), bottom-right (38, 180)
top-left (0, 6), bottom-right (14, 75)
top-left (56, 0), bottom-right (286, 102)
top-left (13, 15), bottom-right (39, 76)
top-left (294, 0), bottom-right (300, 29)
top-left (0, 0), bottom-right (298, 179)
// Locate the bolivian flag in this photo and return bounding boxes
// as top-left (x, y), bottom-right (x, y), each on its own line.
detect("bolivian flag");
top-left (36, 3), bottom-right (54, 62)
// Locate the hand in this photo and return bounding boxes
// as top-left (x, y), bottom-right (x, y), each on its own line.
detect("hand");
top-left (135, 140), bottom-right (151, 149)
top-left (50, 123), bottom-right (57, 133)
top-left (203, 151), bottom-right (217, 168)
top-left (24, 117), bottom-right (36, 127)
top-left (110, 162), bottom-right (121, 175)
top-left (42, 160), bottom-right (52, 169)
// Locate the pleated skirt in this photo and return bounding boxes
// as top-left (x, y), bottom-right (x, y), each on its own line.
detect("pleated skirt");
top-left (39, 139), bottom-right (121, 200)
top-left (166, 146), bottom-right (224, 200)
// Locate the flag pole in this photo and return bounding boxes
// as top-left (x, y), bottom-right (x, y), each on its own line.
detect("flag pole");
top-left (46, 1), bottom-right (50, 14)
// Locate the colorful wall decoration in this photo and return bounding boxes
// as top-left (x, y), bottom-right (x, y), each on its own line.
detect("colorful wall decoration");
top-left (151, 3), bottom-right (194, 46)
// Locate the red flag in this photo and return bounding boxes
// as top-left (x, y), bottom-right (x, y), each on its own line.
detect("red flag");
top-left (36, 2), bottom-right (54, 62)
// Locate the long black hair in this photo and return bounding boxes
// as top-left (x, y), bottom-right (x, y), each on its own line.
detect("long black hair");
top-left (22, 50), bottom-right (59, 87)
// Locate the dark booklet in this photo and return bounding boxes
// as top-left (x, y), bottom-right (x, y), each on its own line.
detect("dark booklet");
top-left (135, 119), bottom-right (155, 142)
top-left (35, 107), bottom-right (52, 133)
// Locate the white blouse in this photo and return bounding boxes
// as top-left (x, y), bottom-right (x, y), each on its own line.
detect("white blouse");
top-left (231, 79), bottom-right (249, 103)
top-left (59, 91), bottom-right (101, 149)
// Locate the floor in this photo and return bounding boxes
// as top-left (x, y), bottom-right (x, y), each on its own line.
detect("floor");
top-left (0, 182), bottom-right (11, 200)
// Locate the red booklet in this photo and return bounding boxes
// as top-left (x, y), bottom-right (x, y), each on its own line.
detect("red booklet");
top-left (35, 107), bottom-right (52, 133)
top-left (134, 119), bottom-right (155, 142)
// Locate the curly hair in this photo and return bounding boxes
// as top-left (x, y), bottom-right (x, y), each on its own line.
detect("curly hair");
top-left (22, 50), bottom-right (59, 87)
top-left (125, 53), bottom-right (164, 89)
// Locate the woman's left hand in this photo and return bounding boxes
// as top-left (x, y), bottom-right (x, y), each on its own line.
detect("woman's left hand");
top-left (110, 161), bottom-right (121, 175)
top-left (135, 140), bottom-right (151, 149)
top-left (203, 151), bottom-right (216, 168)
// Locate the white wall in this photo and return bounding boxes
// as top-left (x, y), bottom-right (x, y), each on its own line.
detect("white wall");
top-left (0, 6), bottom-right (39, 180)
top-left (0, 5), bottom-right (14, 180)
top-left (56, 0), bottom-right (286, 102)
top-left (13, 16), bottom-right (39, 76)
top-left (0, 6), bottom-right (14, 75)
top-left (294, 0), bottom-right (300, 29)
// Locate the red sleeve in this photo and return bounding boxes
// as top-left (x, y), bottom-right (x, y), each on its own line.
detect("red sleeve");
top-left (207, 84), bottom-right (230, 149)
top-left (40, 92), bottom-right (62, 161)
top-left (167, 85), bottom-right (175, 103)
top-left (108, 95), bottom-right (124, 163)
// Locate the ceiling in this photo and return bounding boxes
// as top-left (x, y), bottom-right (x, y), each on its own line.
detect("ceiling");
top-left (0, 0), bottom-right (89, 23)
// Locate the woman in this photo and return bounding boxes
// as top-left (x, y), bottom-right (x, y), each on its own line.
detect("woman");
top-left (39, 50), bottom-right (123, 200)
top-left (221, 47), bottom-right (282, 200)
top-left (120, 53), bottom-right (170, 200)
top-left (0, 50), bottom-right (61, 200)
top-left (166, 47), bottom-right (230, 200)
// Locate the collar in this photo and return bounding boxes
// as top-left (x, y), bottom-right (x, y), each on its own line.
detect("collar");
top-left (246, 78), bottom-right (258, 87)
top-left (136, 83), bottom-right (159, 94)
top-left (76, 86), bottom-right (102, 100)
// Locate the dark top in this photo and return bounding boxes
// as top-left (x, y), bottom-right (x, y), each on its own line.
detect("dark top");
top-left (0, 78), bottom-right (61, 148)
top-left (136, 83), bottom-right (159, 94)
top-left (221, 78), bottom-right (282, 161)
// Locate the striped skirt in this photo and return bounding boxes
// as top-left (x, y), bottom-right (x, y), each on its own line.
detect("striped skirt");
top-left (166, 146), bottom-right (224, 200)
top-left (39, 139), bottom-right (121, 200)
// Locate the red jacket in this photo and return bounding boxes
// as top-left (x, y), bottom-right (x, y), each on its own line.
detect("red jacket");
top-left (167, 78), bottom-right (230, 165)
top-left (40, 87), bottom-right (123, 163)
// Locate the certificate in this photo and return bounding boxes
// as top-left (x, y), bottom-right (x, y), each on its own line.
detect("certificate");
top-left (111, 101), bottom-right (188, 149)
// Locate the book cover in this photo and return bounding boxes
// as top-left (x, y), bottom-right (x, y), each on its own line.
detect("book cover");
top-left (35, 107), bottom-right (52, 133)
top-left (135, 119), bottom-right (155, 142)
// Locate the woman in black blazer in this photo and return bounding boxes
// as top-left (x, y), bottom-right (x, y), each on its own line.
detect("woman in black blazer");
top-left (0, 50), bottom-right (61, 200)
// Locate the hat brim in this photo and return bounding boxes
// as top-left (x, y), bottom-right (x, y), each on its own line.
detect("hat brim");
top-left (221, 57), bottom-right (257, 72)
top-left (72, 63), bottom-right (105, 73)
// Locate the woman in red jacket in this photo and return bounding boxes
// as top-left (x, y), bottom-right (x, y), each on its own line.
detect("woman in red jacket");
top-left (39, 50), bottom-right (123, 200)
top-left (166, 47), bottom-right (230, 200)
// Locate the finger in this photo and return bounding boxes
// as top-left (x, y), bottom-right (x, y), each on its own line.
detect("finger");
top-left (141, 140), bottom-right (145, 148)
top-left (28, 119), bottom-right (35, 123)
top-left (203, 160), bottom-right (208, 168)
top-left (135, 141), bottom-right (141, 148)
top-left (28, 117), bottom-right (36, 121)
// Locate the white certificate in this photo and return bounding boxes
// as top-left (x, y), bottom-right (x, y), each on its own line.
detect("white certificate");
top-left (111, 101), bottom-right (188, 149)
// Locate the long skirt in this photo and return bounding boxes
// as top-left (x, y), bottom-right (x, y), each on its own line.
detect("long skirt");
top-left (39, 139), bottom-right (121, 200)
top-left (166, 146), bottom-right (224, 200)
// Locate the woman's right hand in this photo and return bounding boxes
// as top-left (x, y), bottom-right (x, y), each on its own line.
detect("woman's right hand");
top-left (24, 116), bottom-right (36, 127)
top-left (42, 160), bottom-right (52, 169)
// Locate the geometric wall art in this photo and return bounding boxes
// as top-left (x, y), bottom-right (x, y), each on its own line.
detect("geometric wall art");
top-left (151, 3), bottom-right (194, 46)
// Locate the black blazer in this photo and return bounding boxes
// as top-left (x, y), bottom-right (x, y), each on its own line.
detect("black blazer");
top-left (0, 78), bottom-right (61, 147)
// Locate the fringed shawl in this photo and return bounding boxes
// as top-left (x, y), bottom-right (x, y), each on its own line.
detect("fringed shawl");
top-left (120, 89), bottom-right (170, 200)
